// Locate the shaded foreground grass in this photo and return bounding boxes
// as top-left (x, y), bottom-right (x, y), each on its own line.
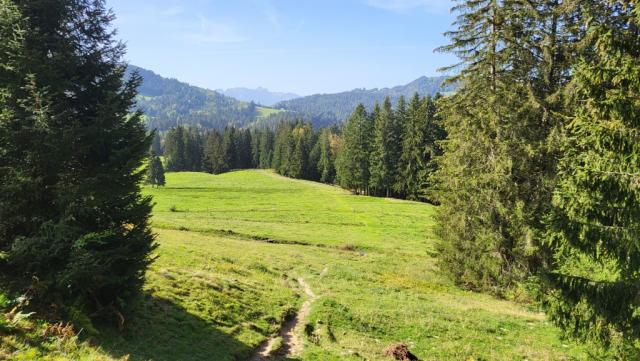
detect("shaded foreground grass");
top-left (2, 170), bottom-right (592, 360)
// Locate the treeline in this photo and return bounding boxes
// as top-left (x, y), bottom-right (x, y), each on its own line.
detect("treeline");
top-left (158, 93), bottom-right (444, 200)
top-left (433, 0), bottom-right (640, 356)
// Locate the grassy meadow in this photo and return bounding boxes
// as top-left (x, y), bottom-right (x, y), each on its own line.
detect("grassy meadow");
top-left (2, 170), bottom-right (592, 360)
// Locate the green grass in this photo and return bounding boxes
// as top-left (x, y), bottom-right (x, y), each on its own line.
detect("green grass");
top-left (2, 170), bottom-right (594, 360)
top-left (256, 106), bottom-right (282, 118)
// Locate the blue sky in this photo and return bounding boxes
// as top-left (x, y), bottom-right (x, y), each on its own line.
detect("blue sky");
top-left (107, 0), bottom-right (456, 95)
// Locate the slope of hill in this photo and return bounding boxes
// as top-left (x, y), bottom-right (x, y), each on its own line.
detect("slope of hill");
top-left (128, 66), bottom-right (281, 131)
top-left (274, 76), bottom-right (455, 123)
top-left (220, 87), bottom-right (299, 107)
top-left (2, 170), bottom-right (591, 360)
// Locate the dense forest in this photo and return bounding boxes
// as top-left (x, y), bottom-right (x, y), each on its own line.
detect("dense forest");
top-left (274, 76), bottom-right (455, 123)
top-left (158, 93), bottom-right (444, 201)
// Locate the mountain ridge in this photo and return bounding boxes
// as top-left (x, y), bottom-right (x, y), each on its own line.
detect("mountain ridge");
top-left (272, 75), bottom-right (454, 123)
top-left (219, 87), bottom-right (299, 107)
top-left (127, 65), bottom-right (454, 130)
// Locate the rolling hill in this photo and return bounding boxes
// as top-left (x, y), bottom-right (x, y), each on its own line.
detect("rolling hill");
top-left (127, 66), bottom-right (283, 131)
top-left (273, 76), bottom-right (455, 123)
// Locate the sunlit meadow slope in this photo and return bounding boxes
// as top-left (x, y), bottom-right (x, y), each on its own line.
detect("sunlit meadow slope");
top-left (1, 170), bottom-right (589, 360)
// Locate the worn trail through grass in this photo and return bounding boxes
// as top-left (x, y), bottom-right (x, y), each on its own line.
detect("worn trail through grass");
top-left (251, 276), bottom-right (318, 360)
top-left (1, 170), bottom-right (595, 360)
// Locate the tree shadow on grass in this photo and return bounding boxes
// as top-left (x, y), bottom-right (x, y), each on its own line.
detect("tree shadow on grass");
top-left (96, 292), bottom-right (254, 361)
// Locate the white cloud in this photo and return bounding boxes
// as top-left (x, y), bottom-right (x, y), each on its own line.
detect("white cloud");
top-left (365, 0), bottom-right (451, 14)
top-left (183, 15), bottom-right (247, 44)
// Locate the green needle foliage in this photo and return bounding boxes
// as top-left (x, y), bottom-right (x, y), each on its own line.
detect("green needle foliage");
top-left (0, 0), bottom-right (156, 317)
top-left (336, 104), bottom-right (373, 194)
top-left (146, 154), bottom-right (166, 188)
top-left (543, 2), bottom-right (640, 353)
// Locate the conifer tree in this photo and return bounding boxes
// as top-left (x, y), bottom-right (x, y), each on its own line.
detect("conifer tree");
top-left (203, 130), bottom-right (227, 174)
top-left (165, 126), bottom-right (187, 171)
top-left (222, 127), bottom-right (236, 170)
top-left (317, 127), bottom-right (337, 183)
top-left (0, 0), bottom-right (155, 315)
top-left (392, 96), bottom-right (408, 194)
top-left (336, 104), bottom-right (373, 194)
top-left (370, 97), bottom-right (399, 197)
top-left (184, 127), bottom-right (203, 171)
top-left (259, 129), bottom-right (274, 168)
top-left (542, 3), bottom-right (640, 353)
top-left (432, 0), bottom-right (576, 293)
top-left (146, 154), bottom-right (166, 187)
top-left (289, 131), bottom-right (307, 179)
top-left (251, 130), bottom-right (261, 168)
top-left (397, 94), bottom-right (429, 200)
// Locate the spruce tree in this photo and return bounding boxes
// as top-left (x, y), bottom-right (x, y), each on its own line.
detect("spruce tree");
top-left (370, 97), bottom-right (399, 197)
top-left (165, 126), bottom-right (187, 171)
top-left (289, 130), bottom-right (307, 179)
top-left (432, 0), bottom-right (575, 293)
top-left (392, 96), bottom-right (408, 195)
top-left (184, 127), bottom-right (203, 171)
top-left (259, 129), bottom-right (274, 168)
top-left (336, 104), bottom-right (372, 194)
top-left (542, 4), bottom-right (640, 353)
top-left (203, 130), bottom-right (227, 174)
top-left (317, 127), bottom-right (337, 183)
top-left (222, 127), bottom-right (236, 170)
top-left (0, 0), bottom-right (155, 315)
top-left (251, 130), bottom-right (260, 168)
top-left (146, 154), bottom-right (166, 187)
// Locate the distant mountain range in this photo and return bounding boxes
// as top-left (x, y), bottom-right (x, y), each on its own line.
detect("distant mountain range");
top-left (128, 65), bottom-right (455, 130)
top-left (219, 87), bottom-right (299, 107)
top-left (273, 76), bottom-right (455, 123)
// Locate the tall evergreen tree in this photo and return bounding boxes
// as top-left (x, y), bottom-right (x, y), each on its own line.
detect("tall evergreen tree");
top-left (250, 130), bottom-right (261, 168)
top-left (336, 104), bottom-right (373, 194)
top-left (432, 0), bottom-right (576, 293)
top-left (203, 130), bottom-right (227, 174)
top-left (317, 127), bottom-right (337, 183)
top-left (369, 97), bottom-right (399, 197)
top-left (259, 129), bottom-right (274, 169)
top-left (289, 130), bottom-right (307, 179)
top-left (184, 127), bottom-right (203, 171)
top-left (222, 127), bottom-right (236, 170)
top-left (397, 94), bottom-right (429, 200)
top-left (146, 154), bottom-right (166, 187)
top-left (542, 3), bottom-right (640, 353)
top-left (165, 126), bottom-right (186, 171)
top-left (0, 0), bottom-right (155, 315)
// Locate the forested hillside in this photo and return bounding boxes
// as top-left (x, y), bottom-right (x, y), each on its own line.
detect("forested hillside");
top-left (127, 66), bottom-right (281, 130)
top-left (274, 76), bottom-right (454, 123)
